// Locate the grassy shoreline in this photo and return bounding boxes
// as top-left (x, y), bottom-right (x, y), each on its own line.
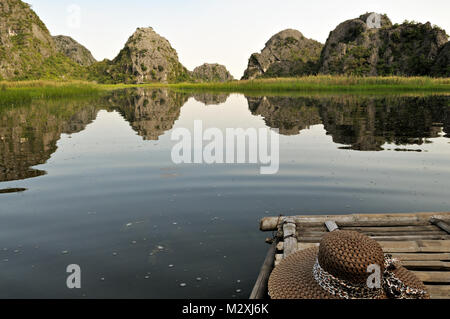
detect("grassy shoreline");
top-left (0, 80), bottom-right (102, 106)
top-left (143, 76), bottom-right (450, 92)
top-left (2, 76), bottom-right (450, 106)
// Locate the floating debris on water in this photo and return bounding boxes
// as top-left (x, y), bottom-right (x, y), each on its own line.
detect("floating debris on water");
top-left (112, 252), bottom-right (118, 256)
top-left (61, 250), bottom-right (69, 255)
top-left (179, 283), bottom-right (187, 287)
top-left (157, 246), bottom-right (164, 250)
top-left (126, 223), bottom-right (133, 227)
top-left (0, 188), bottom-right (27, 194)
top-left (168, 264), bottom-right (174, 268)
top-left (131, 241), bottom-right (137, 244)
top-left (196, 277), bottom-right (202, 281)
top-left (236, 289), bottom-right (242, 293)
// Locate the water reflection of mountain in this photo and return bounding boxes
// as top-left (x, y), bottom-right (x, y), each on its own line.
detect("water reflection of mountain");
top-left (0, 89), bottom-right (189, 184)
top-left (2, 90), bottom-right (449, 185)
top-left (193, 93), bottom-right (230, 106)
top-left (0, 101), bottom-right (99, 182)
top-left (247, 95), bottom-right (450, 150)
top-left (247, 96), bottom-right (321, 135)
top-left (106, 88), bottom-right (189, 140)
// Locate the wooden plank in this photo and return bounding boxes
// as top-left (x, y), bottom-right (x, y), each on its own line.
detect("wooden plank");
top-left (402, 260), bottom-right (450, 270)
top-left (418, 240), bottom-right (450, 252)
top-left (426, 285), bottom-right (450, 299)
top-left (325, 221), bottom-right (339, 232)
top-left (343, 225), bottom-right (439, 232)
top-left (297, 226), bottom-right (328, 232)
top-left (336, 220), bottom-right (431, 227)
top-left (260, 212), bottom-right (450, 231)
top-left (250, 241), bottom-right (277, 299)
top-left (354, 231), bottom-right (447, 237)
top-left (300, 231), bottom-right (328, 237)
top-left (379, 241), bottom-right (420, 253)
top-left (300, 231), bottom-right (447, 239)
top-left (298, 243), bottom-right (319, 250)
top-left (392, 253), bottom-right (450, 261)
top-left (298, 235), bottom-right (450, 243)
top-left (430, 218), bottom-right (450, 234)
top-left (380, 240), bottom-right (450, 253)
top-left (413, 271), bottom-right (450, 283)
top-left (260, 216), bottom-right (285, 232)
top-left (283, 218), bottom-right (298, 258)
top-left (369, 235), bottom-right (450, 241)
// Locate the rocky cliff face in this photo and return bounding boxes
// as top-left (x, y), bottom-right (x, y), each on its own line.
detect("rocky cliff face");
top-left (192, 63), bottom-right (233, 82)
top-left (242, 29), bottom-right (323, 80)
top-left (319, 13), bottom-right (448, 76)
top-left (431, 42), bottom-right (450, 77)
top-left (91, 27), bottom-right (190, 84)
top-left (0, 0), bottom-right (83, 80)
top-left (53, 35), bottom-right (96, 66)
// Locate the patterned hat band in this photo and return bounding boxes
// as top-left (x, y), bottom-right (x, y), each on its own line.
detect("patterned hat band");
top-left (313, 254), bottom-right (428, 299)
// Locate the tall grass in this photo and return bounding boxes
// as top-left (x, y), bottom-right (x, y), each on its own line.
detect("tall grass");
top-left (1, 76), bottom-right (450, 108)
top-left (0, 80), bottom-right (102, 107)
top-left (164, 76), bottom-right (450, 93)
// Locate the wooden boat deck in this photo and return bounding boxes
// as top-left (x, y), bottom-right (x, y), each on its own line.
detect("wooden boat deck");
top-left (251, 212), bottom-right (450, 299)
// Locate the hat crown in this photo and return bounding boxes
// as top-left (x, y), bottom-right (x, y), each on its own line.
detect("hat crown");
top-left (318, 230), bottom-right (384, 285)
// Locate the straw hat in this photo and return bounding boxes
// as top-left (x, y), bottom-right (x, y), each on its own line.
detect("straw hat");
top-left (268, 230), bottom-right (429, 299)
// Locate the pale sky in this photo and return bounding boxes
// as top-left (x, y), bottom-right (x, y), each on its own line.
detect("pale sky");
top-left (27, 0), bottom-right (450, 79)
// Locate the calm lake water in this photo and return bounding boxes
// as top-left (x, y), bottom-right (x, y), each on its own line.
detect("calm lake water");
top-left (1, 89), bottom-right (450, 298)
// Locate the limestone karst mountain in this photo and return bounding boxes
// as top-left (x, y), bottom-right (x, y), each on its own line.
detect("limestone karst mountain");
top-left (192, 63), bottom-right (234, 82)
top-left (432, 42), bottom-right (450, 77)
top-left (89, 27), bottom-right (191, 84)
top-left (1, 3), bottom-right (449, 81)
top-left (319, 12), bottom-right (449, 76)
top-left (53, 35), bottom-right (96, 67)
top-left (0, 0), bottom-right (84, 80)
top-left (242, 29), bottom-right (323, 80)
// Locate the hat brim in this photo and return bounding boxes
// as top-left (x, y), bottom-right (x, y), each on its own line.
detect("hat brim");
top-left (268, 247), bottom-right (428, 299)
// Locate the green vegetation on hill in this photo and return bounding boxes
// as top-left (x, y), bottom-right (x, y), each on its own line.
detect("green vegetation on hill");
top-left (0, 0), bottom-right (86, 81)
top-left (86, 27), bottom-right (192, 84)
top-left (1, 3), bottom-right (449, 84)
top-left (320, 13), bottom-right (449, 77)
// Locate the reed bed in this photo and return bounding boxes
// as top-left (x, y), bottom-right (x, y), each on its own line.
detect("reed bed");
top-left (1, 76), bottom-right (450, 107)
top-left (165, 76), bottom-right (450, 93)
top-left (0, 80), bottom-right (101, 107)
